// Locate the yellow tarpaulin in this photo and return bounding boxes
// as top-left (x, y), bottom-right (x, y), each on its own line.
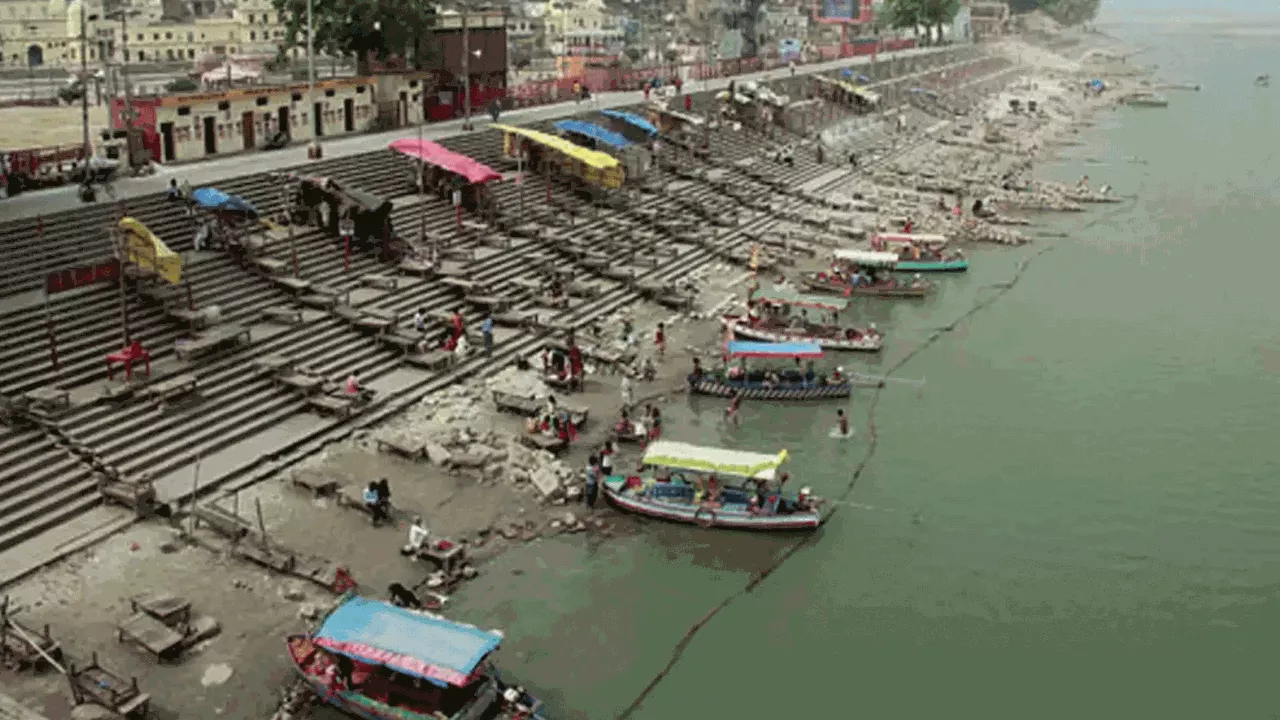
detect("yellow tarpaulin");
top-left (491, 123), bottom-right (625, 189)
top-left (118, 217), bottom-right (182, 285)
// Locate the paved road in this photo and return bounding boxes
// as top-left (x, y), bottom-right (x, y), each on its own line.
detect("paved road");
top-left (0, 47), bottom-right (945, 223)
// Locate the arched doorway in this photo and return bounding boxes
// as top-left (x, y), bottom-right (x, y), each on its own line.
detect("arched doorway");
top-left (26, 44), bottom-right (43, 67)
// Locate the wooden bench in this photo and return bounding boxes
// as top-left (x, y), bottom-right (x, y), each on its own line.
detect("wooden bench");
top-left (252, 257), bottom-right (288, 275)
top-left (375, 435), bottom-right (427, 460)
top-left (116, 611), bottom-right (185, 660)
top-left (299, 293), bottom-right (339, 310)
top-left (252, 354), bottom-right (294, 377)
top-left (379, 332), bottom-right (423, 354)
top-left (360, 273), bottom-right (399, 290)
top-left (398, 258), bottom-right (435, 277)
top-left (519, 433), bottom-right (567, 455)
top-left (68, 653), bottom-right (151, 719)
top-left (465, 294), bottom-right (513, 312)
top-left (272, 276), bottom-right (312, 295)
top-left (165, 306), bottom-right (206, 330)
top-left (353, 311), bottom-right (398, 334)
top-left (143, 373), bottom-right (198, 405)
top-left (260, 305), bottom-right (304, 325)
top-left (404, 349), bottom-right (454, 371)
top-left (440, 277), bottom-right (478, 293)
top-left (174, 324), bottom-right (250, 361)
top-left (23, 386), bottom-right (70, 416)
top-left (275, 370), bottom-right (325, 395)
top-left (306, 393), bottom-right (365, 418)
top-left (494, 308), bottom-right (538, 327)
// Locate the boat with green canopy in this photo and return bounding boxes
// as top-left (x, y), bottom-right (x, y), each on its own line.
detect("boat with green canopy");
top-left (871, 233), bottom-right (969, 272)
top-left (602, 440), bottom-right (824, 531)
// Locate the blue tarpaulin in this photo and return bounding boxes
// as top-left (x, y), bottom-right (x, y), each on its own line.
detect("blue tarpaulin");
top-left (726, 341), bottom-right (824, 359)
top-left (600, 109), bottom-right (658, 138)
top-left (314, 595), bottom-right (503, 687)
top-left (191, 187), bottom-right (258, 216)
top-left (840, 69), bottom-right (871, 83)
top-left (553, 120), bottom-right (633, 150)
top-left (1089, 79), bottom-right (1104, 89)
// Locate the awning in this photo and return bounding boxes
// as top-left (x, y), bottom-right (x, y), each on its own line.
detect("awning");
top-left (118, 217), bottom-right (181, 285)
top-left (389, 138), bottom-right (501, 185)
top-left (191, 187), bottom-right (258, 216)
top-left (726, 340), bottom-right (824, 359)
top-left (314, 596), bottom-right (503, 689)
top-left (600, 109), bottom-right (658, 137)
top-left (756, 288), bottom-right (849, 311)
top-left (642, 440), bottom-right (788, 481)
top-left (491, 122), bottom-right (624, 188)
top-left (832, 248), bottom-right (900, 267)
top-left (553, 120), bottom-right (633, 150)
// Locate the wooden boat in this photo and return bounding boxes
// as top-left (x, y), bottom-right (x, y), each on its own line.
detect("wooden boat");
top-left (872, 233), bottom-right (969, 273)
top-left (287, 594), bottom-right (549, 720)
top-left (689, 341), bottom-right (850, 400)
top-left (1124, 92), bottom-right (1168, 107)
top-left (722, 315), bottom-right (882, 352)
top-left (602, 440), bottom-right (824, 531)
top-left (809, 248), bottom-right (935, 297)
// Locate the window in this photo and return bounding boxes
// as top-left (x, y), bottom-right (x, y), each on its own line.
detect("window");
top-left (165, 32), bottom-right (172, 39)
top-left (188, 31), bottom-right (193, 41)
top-left (136, 33), bottom-right (142, 41)
top-left (137, 50), bottom-right (144, 60)
top-left (152, 33), bottom-right (159, 40)
top-left (188, 48), bottom-right (195, 58)
top-left (248, 13), bottom-right (254, 23)
top-left (250, 31), bottom-right (256, 40)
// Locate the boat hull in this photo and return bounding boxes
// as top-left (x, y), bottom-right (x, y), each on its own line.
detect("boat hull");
top-left (895, 259), bottom-right (969, 273)
top-left (803, 278), bottom-right (930, 298)
top-left (689, 375), bottom-right (850, 400)
top-left (724, 317), bottom-right (883, 352)
top-left (602, 483), bottom-right (822, 531)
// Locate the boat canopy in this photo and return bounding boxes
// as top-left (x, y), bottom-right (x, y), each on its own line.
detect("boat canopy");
top-left (726, 340), bottom-right (824, 359)
top-left (118, 217), bottom-right (182, 285)
top-left (190, 187), bottom-right (258, 216)
top-left (553, 120), bottom-right (632, 150)
top-left (491, 122), bottom-right (624, 188)
top-left (875, 232), bottom-right (949, 246)
top-left (650, 106), bottom-right (704, 127)
top-left (756, 288), bottom-right (849, 311)
top-left (389, 138), bottom-right (501, 185)
top-left (600, 109), bottom-right (658, 137)
top-left (833, 248), bottom-right (900, 267)
top-left (314, 595), bottom-right (503, 689)
top-left (642, 440), bottom-right (789, 481)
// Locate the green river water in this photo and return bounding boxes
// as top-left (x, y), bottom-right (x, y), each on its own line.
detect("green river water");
top-left (451, 26), bottom-right (1280, 720)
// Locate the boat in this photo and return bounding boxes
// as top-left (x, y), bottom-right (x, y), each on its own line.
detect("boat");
top-left (1124, 92), bottom-right (1168, 108)
top-left (287, 594), bottom-right (549, 720)
top-left (689, 341), bottom-right (850, 400)
top-left (602, 440), bottom-right (824, 531)
top-left (871, 233), bottom-right (969, 272)
top-left (805, 248), bottom-right (934, 297)
top-left (722, 288), bottom-right (883, 351)
top-left (1256, 74), bottom-right (1271, 88)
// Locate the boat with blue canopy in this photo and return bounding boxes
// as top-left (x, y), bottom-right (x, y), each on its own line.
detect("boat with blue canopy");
top-left (871, 232), bottom-right (969, 272)
top-left (553, 120), bottom-right (631, 150)
top-left (689, 341), bottom-right (851, 400)
top-left (602, 440), bottom-right (824, 531)
top-left (599, 108), bottom-right (659, 139)
top-left (287, 594), bottom-right (549, 720)
top-left (190, 186), bottom-right (258, 218)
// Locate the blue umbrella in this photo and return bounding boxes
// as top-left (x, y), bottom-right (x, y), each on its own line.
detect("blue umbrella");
top-left (191, 186), bottom-right (258, 217)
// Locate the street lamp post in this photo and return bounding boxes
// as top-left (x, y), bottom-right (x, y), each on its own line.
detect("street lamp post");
top-left (79, 3), bottom-right (93, 178)
top-left (461, 5), bottom-right (473, 131)
top-left (105, 6), bottom-right (140, 172)
top-left (306, 0), bottom-right (318, 157)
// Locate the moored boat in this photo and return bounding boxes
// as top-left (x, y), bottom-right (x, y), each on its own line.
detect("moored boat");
top-left (602, 440), bottom-right (824, 531)
top-left (872, 232), bottom-right (970, 272)
top-left (725, 288), bottom-right (883, 351)
top-left (287, 594), bottom-right (549, 720)
top-left (804, 248), bottom-right (934, 297)
top-left (689, 341), bottom-right (850, 400)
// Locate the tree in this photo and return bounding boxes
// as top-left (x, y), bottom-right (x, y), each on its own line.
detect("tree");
top-left (882, 0), bottom-right (923, 36)
top-left (270, 0), bottom-right (437, 74)
top-left (918, 0), bottom-right (960, 44)
top-left (1040, 0), bottom-right (1100, 25)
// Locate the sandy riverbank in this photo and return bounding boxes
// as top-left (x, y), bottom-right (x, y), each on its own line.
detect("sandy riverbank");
top-left (0, 33), bottom-right (1144, 720)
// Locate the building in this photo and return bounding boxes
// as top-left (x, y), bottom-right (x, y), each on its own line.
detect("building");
top-left (756, 2), bottom-right (809, 48)
top-left (970, 0), bottom-right (1010, 38)
top-left (543, 0), bottom-right (623, 57)
top-left (0, 0), bottom-right (289, 69)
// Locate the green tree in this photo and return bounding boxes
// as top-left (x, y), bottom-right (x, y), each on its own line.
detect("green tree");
top-left (882, 0), bottom-right (923, 36)
top-left (918, 0), bottom-right (960, 43)
top-left (1040, 0), bottom-right (1100, 25)
top-left (270, 0), bottom-right (437, 74)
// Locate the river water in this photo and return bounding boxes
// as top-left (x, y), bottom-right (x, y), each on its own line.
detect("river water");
top-left (452, 25), bottom-right (1280, 720)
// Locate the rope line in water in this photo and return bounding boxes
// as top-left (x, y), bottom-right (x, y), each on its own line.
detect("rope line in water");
top-left (615, 201), bottom-right (1137, 720)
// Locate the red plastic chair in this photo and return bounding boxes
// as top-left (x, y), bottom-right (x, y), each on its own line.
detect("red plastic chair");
top-left (106, 340), bottom-right (151, 382)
